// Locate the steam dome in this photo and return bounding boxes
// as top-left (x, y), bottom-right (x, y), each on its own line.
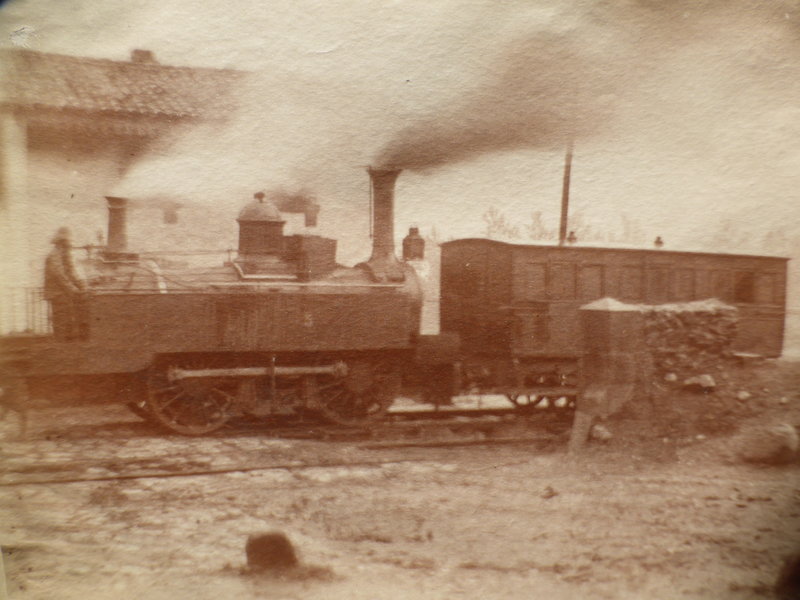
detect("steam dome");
top-left (238, 197), bottom-right (283, 222)
top-left (237, 192), bottom-right (286, 259)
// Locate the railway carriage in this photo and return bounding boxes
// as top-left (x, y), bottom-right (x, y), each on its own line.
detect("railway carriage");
top-left (440, 238), bottom-right (788, 407)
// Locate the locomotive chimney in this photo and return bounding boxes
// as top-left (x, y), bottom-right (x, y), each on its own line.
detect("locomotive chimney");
top-left (105, 196), bottom-right (129, 254)
top-left (360, 167), bottom-right (405, 282)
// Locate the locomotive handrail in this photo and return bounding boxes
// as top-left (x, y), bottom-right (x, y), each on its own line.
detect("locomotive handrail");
top-left (230, 261), bottom-right (298, 281)
top-left (206, 281), bottom-right (406, 289)
top-left (138, 249), bottom-right (236, 257)
top-left (0, 287), bottom-right (50, 335)
top-left (83, 281), bottom-right (407, 293)
top-left (143, 260), bottom-right (167, 293)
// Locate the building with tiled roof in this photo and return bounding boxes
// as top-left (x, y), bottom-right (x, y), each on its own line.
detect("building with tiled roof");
top-left (0, 48), bottom-right (246, 323)
top-left (0, 48), bottom-right (244, 135)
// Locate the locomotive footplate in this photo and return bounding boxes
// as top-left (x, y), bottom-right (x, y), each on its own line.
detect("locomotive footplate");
top-left (167, 362), bottom-right (348, 381)
top-left (478, 386), bottom-right (578, 397)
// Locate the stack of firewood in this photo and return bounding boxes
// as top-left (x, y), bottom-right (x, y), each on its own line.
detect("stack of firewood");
top-left (640, 299), bottom-right (738, 378)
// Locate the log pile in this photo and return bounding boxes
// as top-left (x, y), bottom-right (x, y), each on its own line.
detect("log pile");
top-left (581, 298), bottom-right (795, 454)
top-left (640, 299), bottom-right (738, 379)
top-left (638, 299), bottom-right (742, 435)
top-left (580, 298), bottom-right (744, 440)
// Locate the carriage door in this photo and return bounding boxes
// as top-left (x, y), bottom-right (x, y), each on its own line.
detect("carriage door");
top-left (510, 258), bottom-right (549, 355)
top-left (441, 242), bottom-right (511, 353)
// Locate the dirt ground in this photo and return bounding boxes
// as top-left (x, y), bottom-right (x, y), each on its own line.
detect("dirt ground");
top-left (2, 359), bottom-right (800, 600)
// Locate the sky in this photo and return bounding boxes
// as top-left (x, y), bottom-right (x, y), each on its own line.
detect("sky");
top-left (2, 0), bottom-right (799, 263)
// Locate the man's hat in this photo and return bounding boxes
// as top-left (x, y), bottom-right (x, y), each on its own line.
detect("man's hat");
top-left (51, 227), bottom-right (72, 244)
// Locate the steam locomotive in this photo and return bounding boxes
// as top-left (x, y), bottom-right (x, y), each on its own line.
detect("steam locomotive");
top-left (1, 168), bottom-right (789, 435)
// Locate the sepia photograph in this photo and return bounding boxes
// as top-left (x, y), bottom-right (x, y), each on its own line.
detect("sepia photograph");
top-left (1, 0), bottom-right (799, 598)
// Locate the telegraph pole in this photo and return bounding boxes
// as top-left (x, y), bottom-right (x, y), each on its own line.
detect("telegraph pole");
top-left (558, 140), bottom-right (574, 246)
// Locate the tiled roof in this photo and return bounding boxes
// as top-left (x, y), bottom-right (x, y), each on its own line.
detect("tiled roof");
top-left (0, 49), bottom-right (246, 119)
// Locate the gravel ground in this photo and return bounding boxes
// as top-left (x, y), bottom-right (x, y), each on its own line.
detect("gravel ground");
top-left (2, 361), bottom-right (800, 600)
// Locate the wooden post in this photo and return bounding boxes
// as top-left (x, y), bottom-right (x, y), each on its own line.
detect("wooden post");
top-left (558, 141), bottom-right (573, 246)
top-left (569, 299), bottom-right (644, 453)
top-left (0, 111), bottom-right (30, 333)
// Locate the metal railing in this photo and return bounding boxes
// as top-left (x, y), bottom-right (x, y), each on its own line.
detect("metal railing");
top-left (0, 287), bottom-right (51, 335)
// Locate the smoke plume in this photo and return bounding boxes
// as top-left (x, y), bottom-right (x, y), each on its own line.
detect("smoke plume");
top-left (376, 33), bottom-right (619, 170)
top-left (94, 0), bottom-right (800, 263)
top-left (375, 0), bottom-right (800, 172)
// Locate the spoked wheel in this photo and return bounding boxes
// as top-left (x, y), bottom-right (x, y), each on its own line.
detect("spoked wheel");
top-left (147, 368), bottom-right (235, 435)
top-left (506, 393), bottom-right (547, 412)
top-left (313, 360), bottom-right (397, 426)
top-left (506, 393), bottom-right (576, 414)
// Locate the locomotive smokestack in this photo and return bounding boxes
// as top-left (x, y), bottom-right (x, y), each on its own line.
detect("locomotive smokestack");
top-left (360, 167), bottom-right (405, 282)
top-left (105, 196), bottom-right (129, 254)
top-left (369, 167), bottom-right (400, 262)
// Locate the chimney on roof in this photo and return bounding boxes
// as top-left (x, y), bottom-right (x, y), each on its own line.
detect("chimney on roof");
top-left (131, 49), bottom-right (157, 64)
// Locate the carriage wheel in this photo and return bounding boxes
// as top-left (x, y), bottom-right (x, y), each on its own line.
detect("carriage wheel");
top-left (313, 361), bottom-right (396, 426)
top-left (147, 368), bottom-right (234, 435)
top-left (505, 393), bottom-right (547, 412)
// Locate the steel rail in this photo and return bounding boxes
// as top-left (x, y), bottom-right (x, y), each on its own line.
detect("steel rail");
top-left (0, 458), bottom-right (426, 488)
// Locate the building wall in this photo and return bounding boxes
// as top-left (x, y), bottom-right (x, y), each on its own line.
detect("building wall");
top-left (0, 115), bottom-right (153, 332)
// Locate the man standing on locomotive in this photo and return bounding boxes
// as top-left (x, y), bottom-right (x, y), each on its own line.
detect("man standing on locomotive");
top-left (44, 227), bottom-right (87, 340)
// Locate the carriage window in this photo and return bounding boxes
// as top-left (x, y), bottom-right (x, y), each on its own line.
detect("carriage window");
top-left (647, 268), bottom-right (670, 303)
top-left (621, 267), bottom-right (643, 301)
top-left (577, 265), bottom-right (604, 300)
top-left (513, 262), bottom-right (546, 300)
top-left (734, 271), bottom-right (756, 304)
top-left (755, 273), bottom-right (776, 305)
top-left (548, 264), bottom-right (575, 300)
top-left (695, 270), bottom-right (712, 298)
top-left (674, 269), bottom-right (695, 301)
top-left (711, 270), bottom-right (732, 302)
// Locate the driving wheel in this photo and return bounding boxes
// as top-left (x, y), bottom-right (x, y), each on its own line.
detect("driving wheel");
top-left (147, 367), bottom-right (234, 435)
top-left (313, 360), bottom-right (397, 426)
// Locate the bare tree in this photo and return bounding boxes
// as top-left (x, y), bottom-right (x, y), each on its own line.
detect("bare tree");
top-left (483, 205), bottom-right (647, 245)
top-left (482, 206), bottom-right (521, 240)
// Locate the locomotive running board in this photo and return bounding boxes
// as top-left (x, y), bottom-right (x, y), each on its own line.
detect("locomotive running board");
top-left (168, 362), bottom-right (347, 381)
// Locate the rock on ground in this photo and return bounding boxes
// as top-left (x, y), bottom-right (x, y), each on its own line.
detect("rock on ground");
top-left (683, 375), bottom-right (716, 392)
top-left (737, 424), bottom-right (799, 465)
top-left (590, 424), bottom-right (613, 442)
top-left (245, 531), bottom-right (299, 572)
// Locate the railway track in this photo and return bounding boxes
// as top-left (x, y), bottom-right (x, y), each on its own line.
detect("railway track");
top-left (0, 404), bottom-right (572, 487)
top-left (0, 457), bottom-right (433, 487)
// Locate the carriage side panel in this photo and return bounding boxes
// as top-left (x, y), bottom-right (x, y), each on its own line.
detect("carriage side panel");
top-left (441, 239), bottom-right (788, 361)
